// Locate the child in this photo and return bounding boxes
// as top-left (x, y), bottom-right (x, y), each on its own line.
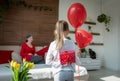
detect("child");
top-left (46, 20), bottom-right (80, 81)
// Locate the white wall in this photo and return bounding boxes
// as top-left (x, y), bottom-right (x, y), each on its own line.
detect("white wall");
top-left (119, 17), bottom-right (120, 71)
top-left (102, 0), bottom-right (120, 70)
top-left (59, 0), bottom-right (105, 65)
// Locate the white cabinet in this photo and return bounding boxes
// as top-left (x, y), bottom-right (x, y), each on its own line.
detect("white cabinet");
top-left (80, 58), bottom-right (101, 70)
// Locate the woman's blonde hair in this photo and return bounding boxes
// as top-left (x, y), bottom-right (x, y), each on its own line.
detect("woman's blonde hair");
top-left (55, 20), bottom-right (69, 50)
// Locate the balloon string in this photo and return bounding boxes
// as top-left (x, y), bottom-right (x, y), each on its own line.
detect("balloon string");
top-left (77, 65), bottom-right (80, 81)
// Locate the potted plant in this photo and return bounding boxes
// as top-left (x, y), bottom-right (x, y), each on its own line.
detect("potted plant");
top-left (8, 59), bottom-right (34, 81)
top-left (66, 36), bottom-right (71, 40)
top-left (80, 48), bottom-right (88, 58)
top-left (97, 13), bottom-right (111, 32)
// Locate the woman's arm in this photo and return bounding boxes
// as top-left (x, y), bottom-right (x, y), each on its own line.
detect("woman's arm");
top-left (20, 44), bottom-right (27, 57)
top-left (33, 45), bottom-right (36, 55)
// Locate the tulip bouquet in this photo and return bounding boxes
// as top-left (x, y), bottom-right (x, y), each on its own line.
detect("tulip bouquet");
top-left (9, 59), bottom-right (34, 81)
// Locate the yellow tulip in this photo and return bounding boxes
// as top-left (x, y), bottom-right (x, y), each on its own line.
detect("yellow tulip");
top-left (31, 63), bottom-right (34, 68)
top-left (12, 61), bottom-right (17, 68)
top-left (15, 63), bottom-right (20, 70)
top-left (29, 63), bottom-right (34, 69)
top-left (25, 62), bottom-right (34, 69)
top-left (28, 63), bottom-right (31, 68)
top-left (10, 60), bottom-right (14, 67)
top-left (25, 63), bottom-right (29, 68)
top-left (10, 60), bottom-right (20, 70)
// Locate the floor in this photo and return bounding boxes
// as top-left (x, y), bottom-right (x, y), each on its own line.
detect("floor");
top-left (88, 68), bottom-right (120, 81)
top-left (31, 68), bottom-right (120, 81)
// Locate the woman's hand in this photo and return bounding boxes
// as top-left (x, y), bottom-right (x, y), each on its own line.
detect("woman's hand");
top-left (34, 53), bottom-right (38, 56)
top-left (28, 53), bottom-right (33, 56)
top-left (76, 49), bottom-right (81, 54)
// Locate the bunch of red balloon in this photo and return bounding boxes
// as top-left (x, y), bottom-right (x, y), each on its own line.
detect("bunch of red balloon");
top-left (68, 3), bottom-right (93, 49)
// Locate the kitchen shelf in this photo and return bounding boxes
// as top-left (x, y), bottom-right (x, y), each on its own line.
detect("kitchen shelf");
top-left (91, 32), bottom-right (100, 35)
top-left (75, 42), bottom-right (103, 46)
top-left (84, 21), bottom-right (96, 25)
top-left (69, 30), bottom-right (75, 34)
top-left (90, 42), bottom-right (103, 45)
top-left (69, 31), bottom-right (100, 36)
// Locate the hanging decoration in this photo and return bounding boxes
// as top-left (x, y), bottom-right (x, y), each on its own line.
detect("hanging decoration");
top-left (0, 0), bottom-right (9, 24)
top-left (0, 0), bottom-right (54, 25)
top-left (97, 13), bottom-right (111, 32)
top-left (8, 0), bottom-right (53, 11)
top-left (97, 0), bottom-right (111, 32)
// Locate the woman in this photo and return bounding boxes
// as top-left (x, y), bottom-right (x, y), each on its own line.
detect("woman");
top-left (20, 34), bottom-right (44, 64)
top-left (46, 20), bottom-right (80, 81)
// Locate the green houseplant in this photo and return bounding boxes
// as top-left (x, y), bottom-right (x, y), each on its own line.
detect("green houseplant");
top-left (66, 36), bottom-right (71, 40)
top-left (80, 48), bottom-right (88, 58)
top-left (9, 59), bottom-right (34, 81)
top-left (97, 13), bottom-right (111, 32)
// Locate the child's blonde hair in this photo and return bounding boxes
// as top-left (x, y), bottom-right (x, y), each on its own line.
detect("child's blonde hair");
top-left (55, 20), bottom-right (69, 50)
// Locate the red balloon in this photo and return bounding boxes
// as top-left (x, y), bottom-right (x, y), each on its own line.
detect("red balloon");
top-left (75, 29), bottom-right (93, 49)
top-left (68, 3), bottom-right (87, 29)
